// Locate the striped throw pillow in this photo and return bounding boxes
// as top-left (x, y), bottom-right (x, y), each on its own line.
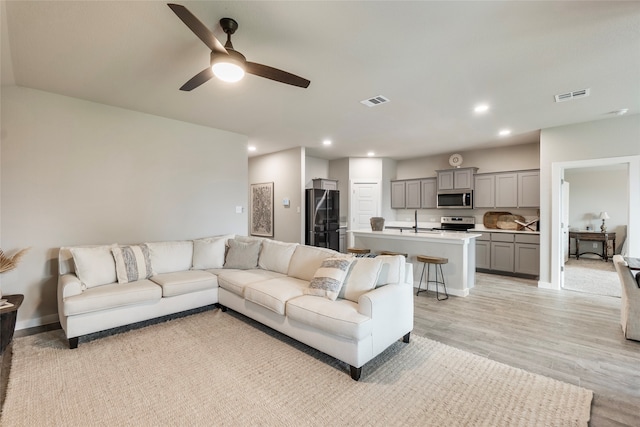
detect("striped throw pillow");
top-left (112, 244), bottom-right (153, 284)
top-left (307, 257), bottom-right (354, 301)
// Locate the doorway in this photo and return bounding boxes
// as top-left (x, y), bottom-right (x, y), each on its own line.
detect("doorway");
top-left (551, 155), bottom-right (640, 291)
top-left (348, 180), bottom-right (381, 247)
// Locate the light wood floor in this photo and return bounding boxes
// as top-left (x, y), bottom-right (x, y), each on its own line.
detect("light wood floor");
top-left (414, 273), bottom-right (640, 427)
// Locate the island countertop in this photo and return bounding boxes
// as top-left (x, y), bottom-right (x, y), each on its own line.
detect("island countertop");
top-left (349, 229), bottom-right (482, 243)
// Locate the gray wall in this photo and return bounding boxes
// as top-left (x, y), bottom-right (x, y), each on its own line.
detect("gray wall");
top-left (1, 87), bottom-right (249, 328)
top-left (249, 147), bottom-right (304, 244)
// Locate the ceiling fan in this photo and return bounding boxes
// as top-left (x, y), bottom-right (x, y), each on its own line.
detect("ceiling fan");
top-left (167, 3), bottom-right (311, 91)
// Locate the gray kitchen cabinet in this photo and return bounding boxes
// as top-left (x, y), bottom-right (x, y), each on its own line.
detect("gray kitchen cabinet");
top-left (391, 180), bottom-right (406, 209)
top-left (494, 173), bottom-right (518, 208)
top-left (312, 179), bottom-right (338, 190)
top-left (491, 241), bottom-right (515, 272)
top-left (420, 178), bottom-right (437, 208)
top-left (405, 180), bottom-right (422, 209)
top-left (474, 174), bottom-right (495, 208)
top-left (475, 233), bottom-right (491, 269)
top-left (436, 167), bottom-right (477, 191)
top-left (517, 170), bottom-right (540, 208)
top-left (514, 234), bottom-right (540, 275)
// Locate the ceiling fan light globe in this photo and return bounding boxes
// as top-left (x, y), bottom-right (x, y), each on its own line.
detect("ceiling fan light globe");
top-left (212, 62), bottom-right (245, 83)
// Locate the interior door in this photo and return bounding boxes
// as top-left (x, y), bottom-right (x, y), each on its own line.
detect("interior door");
top-left (561, 180), bottom-right (570, 288)
top-left (349, 181), bottom-right (380, 246)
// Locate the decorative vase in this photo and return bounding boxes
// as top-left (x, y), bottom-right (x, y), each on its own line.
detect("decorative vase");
top-left (370, 217), bottom-right (385, 231)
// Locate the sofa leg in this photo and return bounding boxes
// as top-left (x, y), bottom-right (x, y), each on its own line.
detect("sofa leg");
top-left (69, 337), bottom-right (79, 349)
top-left (403, 332), bottom-right (411, 343)
top-left (350, 365), bottom-right (362, 381)
top-left (218, 304), bottom-right (227, 312)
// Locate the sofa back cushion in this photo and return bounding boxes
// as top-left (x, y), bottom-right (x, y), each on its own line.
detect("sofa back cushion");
top-left (224, 239), bottom-right (262, 269)
top-left (375, 255), bottom-right (406, 286)
top-left (146, 241), bottom-right (194, 274)
top-left (287, 245), bottom-right (338, 282)
top-left (258, 239), bottom-right (298, 274)
top-left (192, 236), bottom-right (232, 270)
top-left (69, 244), bottom-right (118, 288)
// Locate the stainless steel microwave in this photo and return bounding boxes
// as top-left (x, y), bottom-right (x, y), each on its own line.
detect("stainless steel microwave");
top-left (437, 191), bottom-right (473, 209)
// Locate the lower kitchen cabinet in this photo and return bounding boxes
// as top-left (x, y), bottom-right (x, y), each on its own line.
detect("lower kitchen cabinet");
top-left (477, 232), bottom-right (539, 278)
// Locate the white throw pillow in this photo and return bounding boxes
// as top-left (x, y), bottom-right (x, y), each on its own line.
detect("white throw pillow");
top-left (112, 244), bottom-right (153, 284)
top-left (258, 239), bottom-right (298, 274)
top-left (224, 239), bottom-right (261, 270)
top-left (146, 241), bottom-right (194, 274)
top-left (307, 257), bottom-right (355, 301)
top-left (192, 236), bottom-right (227, 269)
top-left (339, 257), bottom-right (383, 302)
top-left (70, 245), bottom-right (118, 289)
top-left (375, 255), bottom-right (405, 286)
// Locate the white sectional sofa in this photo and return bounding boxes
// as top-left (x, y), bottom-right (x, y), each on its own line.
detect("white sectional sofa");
top-left (57, 235), bottom-right (414, 380)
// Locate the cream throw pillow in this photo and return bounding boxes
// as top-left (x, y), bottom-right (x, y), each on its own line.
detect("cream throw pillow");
top-left (339, 257), bottom-right (383, 302)
top-left (307, 257), bottom-right (355, 301)
top-left (192, 236), bottom-right (227, 269)
top-left (70, 245), bottom-right (118, 289)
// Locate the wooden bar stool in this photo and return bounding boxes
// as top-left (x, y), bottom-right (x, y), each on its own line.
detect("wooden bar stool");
top-left (416, 255), bottom-right (449, 300)
top-left (347, 248), bottom-right (370, 255)
top-left (378, 250), bottom-right (408, 257)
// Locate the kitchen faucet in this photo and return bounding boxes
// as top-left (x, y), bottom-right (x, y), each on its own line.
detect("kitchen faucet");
top-left (413, 210), bottom-right (418, 233)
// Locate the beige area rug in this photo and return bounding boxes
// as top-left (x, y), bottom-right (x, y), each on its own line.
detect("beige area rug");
top-left (1, 310), bottom-right (592, 426)
top-left (564, 258), bottom-right (620, 298)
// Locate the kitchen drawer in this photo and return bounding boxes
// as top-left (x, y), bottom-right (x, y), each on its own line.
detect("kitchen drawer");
top-left (476, 233), bottom-right (491, 242)
top-left (515, 234), bottom-right (540, 244)
top-left (491, 233), bottom-right (515, 243)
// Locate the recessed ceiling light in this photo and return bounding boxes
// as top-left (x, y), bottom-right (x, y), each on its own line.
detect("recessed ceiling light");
top-left (498, 129), bottom-right (511, 136)
top-left (322, 139), bottom-right (332, 146)
top-left (367, 151), bottom-right (375, 157)
top-left (248, 146), bottom-right (257, 152)
top-left (613, 108), bottom-right (629, 116)
top-left (474, 104), bottom-right (489, 113)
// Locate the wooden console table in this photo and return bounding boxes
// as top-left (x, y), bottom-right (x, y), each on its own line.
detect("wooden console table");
top-left (1, 294), bottom-right (24, 354)
top-left (569, 231), bottom-right (616, 261)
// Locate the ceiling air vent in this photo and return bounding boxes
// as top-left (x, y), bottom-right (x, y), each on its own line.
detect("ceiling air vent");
top-left (554, 88), bottom-right (590, 103)
top-left (361, 95), bottom-right (390, 107)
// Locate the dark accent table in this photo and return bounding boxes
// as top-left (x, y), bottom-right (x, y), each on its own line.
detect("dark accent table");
top-left (1, 294), bottom-right (24, 354)
top-left (568, 231), bottom-right (616, 261)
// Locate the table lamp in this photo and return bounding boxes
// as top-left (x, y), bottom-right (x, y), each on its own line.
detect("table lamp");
top-left (599, 211), bottom-right (609, 232)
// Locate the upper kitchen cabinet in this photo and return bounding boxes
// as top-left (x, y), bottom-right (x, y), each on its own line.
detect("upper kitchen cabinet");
top-left (436, 167), bottom-right (478, 191)
top-left (474, 170), bottom-right (540, 208)
top-left (312, 179), bottom-right (338, 190)
top-left (391, 180), bottom-right (406, 209)
top-left (421, 178), bottom-right (437, 209)
top-left (405, 180), bottom-right (422, 209)
top-left (517, 170), bottom-right (540, 208)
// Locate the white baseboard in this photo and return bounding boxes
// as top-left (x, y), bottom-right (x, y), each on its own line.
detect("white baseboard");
top-left (538, 280), bottom-right (559, 290)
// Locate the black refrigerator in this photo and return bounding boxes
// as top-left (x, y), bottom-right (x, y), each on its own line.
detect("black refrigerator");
top-left (305, 189), bottom-right (340, 251)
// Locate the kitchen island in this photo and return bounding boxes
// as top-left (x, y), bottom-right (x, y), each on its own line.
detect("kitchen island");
top-left (349, 229), bottom-right (481, 297)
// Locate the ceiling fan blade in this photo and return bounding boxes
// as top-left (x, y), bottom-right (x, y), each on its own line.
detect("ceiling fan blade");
top-left (167, 3), bottom-right (227, 55)
top-left (245, 62), bottom-right (310, 88)
top-left (179, 67), bottom-right (214, 91)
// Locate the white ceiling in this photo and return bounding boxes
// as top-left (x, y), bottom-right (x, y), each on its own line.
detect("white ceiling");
top-left (2, 1), bottom-right (639, 160)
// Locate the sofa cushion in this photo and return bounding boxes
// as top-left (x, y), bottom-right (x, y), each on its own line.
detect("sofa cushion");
top-left (192, 236), bottom-right (228, 270)
top-left (376, 255), bottom-right (406, 286)
top-left (286, 296), bottom-right (373, 341)
top-left (70, 245), bottom-right (118, 289)
top-left (63, 279), bottom-right (161, 316)
top-left (215, 269), bottom-right (286, 297)
top-left (339, 257), bottom-right (383, 302)
top-left (258, 239), bottom-right (298, 274)
top-left (112, 244), bottom-right (153, 284)
top-left (150, 270), bottom-right (218, 297)
top-left (307, 257), bottom-right (355, 301)
top-left (287, 245), bottom-right (339, 282)
top-left (147, 241), bottom-right (194, 274)
top-left (244, 277), bottom-right (309, 315)
top-left (224, 239), bottom-right (261, 269)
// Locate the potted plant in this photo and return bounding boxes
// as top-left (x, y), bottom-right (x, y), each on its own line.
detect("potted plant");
top-left (0, 248), bottom-right (29, 299)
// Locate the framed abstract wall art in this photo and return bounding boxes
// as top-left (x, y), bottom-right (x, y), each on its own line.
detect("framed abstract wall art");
top-left (250, 182), bottom-right (274, 237)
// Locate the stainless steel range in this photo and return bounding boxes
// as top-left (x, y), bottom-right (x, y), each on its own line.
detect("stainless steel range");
top-left (435, 216), bottom-right (475, 232)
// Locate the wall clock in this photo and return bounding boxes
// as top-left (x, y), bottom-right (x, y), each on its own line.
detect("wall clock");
top-left (449, 153), bottom-right (463, 168)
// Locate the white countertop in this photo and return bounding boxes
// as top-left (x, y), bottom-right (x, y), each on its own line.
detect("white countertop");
top-left (349, 228), bottom-right (482, 241)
